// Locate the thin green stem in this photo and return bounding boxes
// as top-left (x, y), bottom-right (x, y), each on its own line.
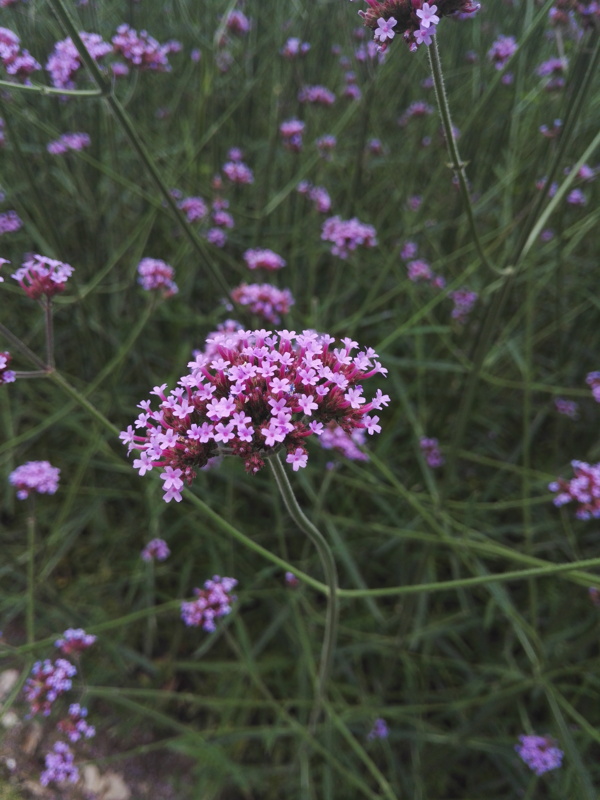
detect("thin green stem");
top-left (44, 299), bottom-right (55, 371)
top-left (26, 502), bottom-right (36, 646)
top-left (428, 37), bottom-right (496, 276)
top-left (48, 371), bottom-right (120, 437)
top-left (268, 453), bottom-right (339, 732)
top-left (0, 322), bottom-right (48, 371)
top-left (0, 79), bottom-right (102, 97)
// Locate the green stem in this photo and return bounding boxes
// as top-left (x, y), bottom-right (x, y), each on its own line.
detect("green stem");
top-left (428, 37), bottom-right (496, 276)
top-left (268, 453), bottom-right (339, 732)
top-left (0, 322), bottom-right (47, 371)
top-left (44, 299), bottom-right (55, 371)
top-left (26, 502), bottom-right (36, 646)
top-left (0, 79), bottom-right (102, 97)
top-left (48, 371), bottom-right (120, 437)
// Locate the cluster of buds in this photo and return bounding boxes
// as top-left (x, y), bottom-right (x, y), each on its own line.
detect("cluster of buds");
top-left (120, 328), bottom-right (389, 498)
top-left (23, 658), bottom-right (77, 716)
top-left (353, 0), bottom-right (480, 53)
top-left (181, 576), bottom-right (238, 632)
top-left (9, 460), bottom-right (60, 499)
top-left (111, 25), bottom-right (179, 71)
top-left (243, 248), bottom-right (286, 271)
top-left (549, 460), bottom-right (600, 519)
top-left (229, 283), bottom-right (295, 325)
top-left (11, 254), bottom-right (74, 300)
top-left (55, 628), bottom-right (97, 656)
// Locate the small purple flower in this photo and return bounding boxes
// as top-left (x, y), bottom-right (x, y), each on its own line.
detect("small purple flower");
top-left (137, 258), bottom-right (178, 297)
top-left (0, 351), bottom-right (16, 385)
top-left (141, 538), bottom-right (171, 562)
top-left (515, 734), bottom-right (563, 775)
top-left (567, 188), bottom-right (586, 206)
top-left (586, 371), bottom-right (600, 403)
top-left (0, 210), bottom-right (22, 235)
top-left (181, 575), bottom-right (238, 632)
top-left (549, 460), bottom-right (600, 519)
top-left (416, 4), bottom-right (440, 29)
top-left (47, 132), bottom-right (90, 154)
top-left (229, 283), bottom-right (294, 325)
top-left (40, 741), bottom-right (79, 786)
top-left (55, 628), bottom-right (96, 655)
top-left (57, 703), bottom-right (95, 742)
top-left (12, 255), bottom-right (74, 300)
top-left (285, 571), bottom-right (300, 588)
top-left (554, 397), bottom-right (578, 419)
top-left (367, 718), bottom-right (389, 740)
top-left (487, 35), bottom-right (518, 70)
top-left (243, 248), bottom-right (286, 271)
top-left (9, 461), bottom-right (60, 499)
top-left (24, 658), bottom-right (77, 716)
top-left (449, 289), bottom-right (478, 324)
top-left (321, 216), bottom-right (377, 259)
top-left (223, 161), bottom-right (254, 185)
top-left (420, 437), bottom-right (444, 468)
top-left (298, 85), bottom-right (336, 106)
top-left (373, 17), bottom-right (397, 43)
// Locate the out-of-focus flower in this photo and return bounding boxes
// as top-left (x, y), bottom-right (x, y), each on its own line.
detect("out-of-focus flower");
top-left (367, 718), bottom-right (389, 740)
top-left (244, 248), bottom-right (286, 271)
top-left (586, 371), bottom-right (600, 402)
top-left (0, 351), bottom-right (15, 385)
top-left (549, 460), bottom-right (600, 519)
top-left (420, 437), bottom-right (444, 467)
top-left (47, 132), bottom-right (90, 154)
top-left (515, 734), bottom-right (563, 775)
top-left (230, 283), bottom-right (294, 325)
top-left (224, 10), bottom-right (251, 35)
top-left (40, 742), bottom-right (79, 787)
top-left (56, 703), bottom-right (95, 742)
top-left (280, 119), bottom-right (305, 153)
top-left (319, 422), bottom-right (369, 463)
top-left (298, 85), bottom-right (336, 106)
top-left (223, 160), bottom-right (254, 185)
top-left (23, 659), bottom-right (76, 716)
top-left (449, 288), bottom-right (477, 323)
top-left (0, 210), bottom-right (22, 235)
top-left (321, 215), bottom-right (377, 259)
top-left (46, 32), bottom-right (111, 89)
top-left (9, 461), bottom-right (60, 499)
top-left (316, 134), bottom-right (337, 159)
top-left (55, 628), bottom-right (96, 656)
top-left (398, 101), bottom-right (434, 127)
top-left (554, 397), bottom-right (578, 419)
top-left (281, 37), bottom-right (310, 59)
top-left (487, 35), bottom-right (518, 70)
top-left (141, 538), bottom-right (171, 562)
top-left (137, 258), bottom-right (178, 297)
top-left (112, 25), bottom-right (177, 71)
top-left (181, 575), bottom-right (238, 631)
top-left (178, 196), bottom-right (208, 222)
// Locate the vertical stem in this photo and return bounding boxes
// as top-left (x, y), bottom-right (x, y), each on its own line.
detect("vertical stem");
top-left (268, 453), bottom-right (339, 732)
top-left (26, 501), bottom-right (36, 645)
top-left (44, 299), bottom-right (55, 371)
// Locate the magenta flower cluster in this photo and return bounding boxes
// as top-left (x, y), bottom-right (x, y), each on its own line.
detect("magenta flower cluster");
top-left (47, 132), bottom-right (91, 155)
top-left (487, 35), bottom-right (518, 70)
top-left (141, 537), bottom-right (171, 562)
top-left (321, 216), bottom-right (378, 259)
top-left (281, 37), bottom-right (311, 59)
top-left (243, 248), bottom-right (286, 271)
top-left (280, 119), bottom-right (305, 152)
top-left (449, 289), bottom-right (478, 323)
top-left (230, 283), bottom-right (295, 325)
top-left (11, 254), bottom-right (74, 300)
top-left (56, 703), bottom-right (96, 743)
top-left (55, 628), bottom-right (97, 656)
top-left (0, 351), bottom-right (15, 385)
top-left (120, 329), bottom-right (389, 497)
top-left (367, 718), bottom-right (389, 740)
top-left (0, 209), bottom-right (22, 235)
top-left (549, 460), bottom-right (600, 519)
top-left (319, 422), bottom-right (369, 464)
top-left (181, 575), bottom-right (238, 631)
top-left (137, 258), bottom-right (178, 296)
top-left (9, 460), bottom-right (60, 499)
top-left (515, 734), bottom-right (563, 775)
top-left (112, 24), bottom-right (177, 71)
top-left (40, 741), bottom-right (79, 787)
top-left (297, 181), bottom-right (332, 214)
top-left (420, 437), bottom-right (444, 467)
top-left (46, 32), bottom-right (112, 89)
top-left (0, 26), bottom-right (40, 80)
top-left (298, 85), bottom-right (336, 106)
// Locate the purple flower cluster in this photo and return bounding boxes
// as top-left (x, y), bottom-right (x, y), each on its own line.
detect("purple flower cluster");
top-left (0, 209), bottom-right (22, 235)
top-left (554, 397), bottom-right (578, 419)
top-left (321, 216), bottom-right (377, 259)
top-left (280, 119), bottom-right (305, 153)
top-left (515, 734), bottom-right (563, 775)
top-left (487, 35), bottom-right (518, 70)
top-left (297, 181), bottom-right (332, 214)
top-left (316, 135), bottom-right (337, 159)
top-left (420, 437), bottom-right (444, 467)
top-left (586, 371), bottom-right (600, 402)
top-left (141, 537), bottom-right (171, 562)
top-left (223, 160), bottom-right (254, 185)
top-left (9, 460), bottom-right (60, 499)
top-left (178, 195), bottom-right (208, 222)
top-left (244, 248), bottom-right (286, 271)
top-left (224, 10), bottom-right (251, 35)
top-left (407, 259), bottom-right (445, 288)
top-left (319, 422), bottom-right (369, 464)
top-left (398, 100), bottom-right (434, 127)
top-left (56, 703), bottom-right (96, 742)
top-left (449, 289), bottom-right (478, 324)
top-left (181, 575), bottom-right (238, 631)
top-left (23, 658), bottom-right (77, 716)
top-left (40, 741), bottom-right (79, 787)
top-left (112, 25), bottom-right (177, 71)
top-left (355, 0), bottom-right (479, 53)
top-left (281, 37), bottom-right (311, 59)
top-left (47, 132), bottom-right (91, 155)
top-left (0, 26), bottom-right (40, 80)
top-left (367, 718), bottom-right (389, 740)
top-left (0, 351), bottom-right (15, 385)
top-left (46, 32), bottom-right (111, 89)
top-left (120, 329), bottom-right (389, 494)
top-left (137, 258), bottom-right (178, 297)
top-left (12, 254), bottom-right (74, 300)
top-left (537, 57), bottom-right (568, 90)
top-left (298, 85), bottom-right (336, 106)
top-left (549, 460), bottom-right (600, 519)
top-left (230, 283), bottom-right (295, 325)
top-left (55, 628), bottom-right (97, 656)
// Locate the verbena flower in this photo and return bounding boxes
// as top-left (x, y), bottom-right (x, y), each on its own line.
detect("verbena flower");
top-left (449, 288), bottom-right (477, 323)
top-left (515, 734), bottom-right (563, 775)
top-left (554, 397), bottom-right (578, 419)
top-left (23, 658), bottom-right (77, 716)
top-left (141, 537), bottom-right (171, 562)
top-left (9, 460), bottom-right (60, 499)
top-left (47, 132), bottom-right (91, 155)
top-left (0, 351), bottom-right (16, 384)
top-left (11, 254), bottom-right (74, 300)
top-left (319, 422), bottom-right (369, 463)
top-left (281, 37), bottom-right (311, 59)
top-left (420, 436), bottom-right (444, 467)
top-left (316, 134), bottom-right (337, 159)
top-left (46, 32), bottom-right (111, 89)
top-left (178, 196), bottom-right (208, 222)
top-left (243, 248), bottom-right (286, 271)
top-left (112, 25), bottom-right (177, 71)
top-left (40, 741), bottom-right (79, 786)
top-left (586, 371), bottom-right (600, 402)
top-left (367, 718), bottom-right (389, 740)
top-left (321, 216), bottom-right (377, 259)
top-left (0, 26), bottom-right (40, 80)
top-left (352, 0), bottom-right (479, 52)
top-left (549, 460), bottom-right (600, 519)
top-left (280, 119), bottom-right (305, 152)
top-left (181, 575), bottom-right (238, 631)
top-left (223, 161), bottom-right (254, 185)
top-left (398, 100), bottom-right (434, 127)
top-left (224, 10), bottom-right (251, 35)
top-left (487, 35), bottom-right (518, 70)
top-left (297, 182), bottom-right (332, 213)
top-left (137, 258), bottom-right (178, 296)
top-left (230, 283), bottom-right (295, 325)
top-left (298, 85), bottom-right (336, 106)
top-left (56, 703), bottom-right (95, 742)
top-left (0, 209), bottom-right (22, 235)
top-left (121, 329), bottom-right (389, 497)
top-left (54, 628), bottom-right (96, 655)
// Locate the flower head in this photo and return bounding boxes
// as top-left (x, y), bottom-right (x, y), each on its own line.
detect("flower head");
top-left (0, 351), bottom-right (16, 384)
top-left (243, 248), bottom-right (286, 271)
top-left (515, 734), bottom-right (563, 775)
top-left (9, 460), bottom-right (60, 499)
top-left (23, 658), bottom-right (77, 716)
top-left (230, 283), bottom-right (294, 325)
top-left (122, 329), bottom-right (388, 494)
top-left (12, 255), bottom-right (73, 300)
top-left (56, 703), bottom-right (96, 742)
top-left (54, 628), bottom-right (96, 656)
top-left (40, 741), bottom-right (79, 786)
top-left (181, 575), bottom-right (238, 631)
top-left (112, 25), bottom-right (175, 71)
top-left (549, 460), bottom-right (600, 519)
top-left (141, 537), bottom-right (171, 562)
top-left (321, 216), bottom-right (377, 259)
top-left (367, 718), bottom-right (389, 740)
top-left (137, 258), bottom-right (178, 297)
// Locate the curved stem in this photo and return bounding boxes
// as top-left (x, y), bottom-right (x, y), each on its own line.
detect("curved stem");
top-left (268, 453), bottom-right (339, 732)
top-left (428, 37), bottom-right (496, 276)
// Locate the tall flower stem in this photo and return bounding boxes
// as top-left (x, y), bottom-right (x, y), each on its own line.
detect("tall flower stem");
top-left (44, 299), bottom-right (55, 371)
top-left (427, 37), bottom-right (496, 276)
top-left (26, 501), bottom-right (36, 645)
top-left (268, 453), bottom-right (339, 732)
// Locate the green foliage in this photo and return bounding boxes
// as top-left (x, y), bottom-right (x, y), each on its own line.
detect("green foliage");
top-left (1, 0), bottom-right (600, 798)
